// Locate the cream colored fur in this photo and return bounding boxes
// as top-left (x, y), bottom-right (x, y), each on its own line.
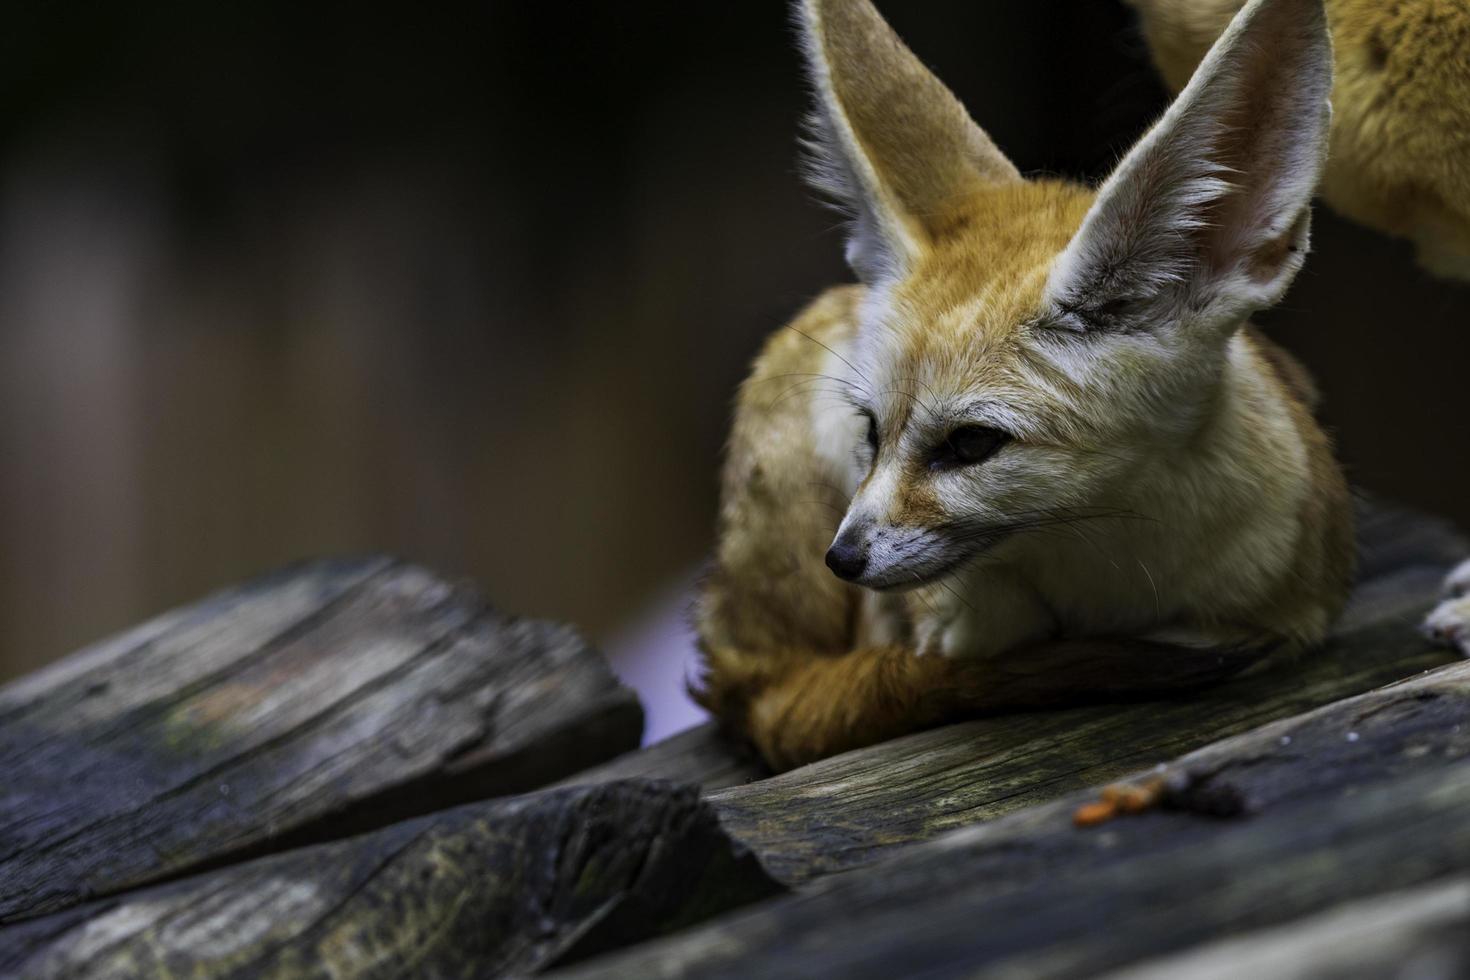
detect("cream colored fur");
top-left (1127, 0), bottom-right (1470, 656)
top-left (694, 0), bottom-right (1357, 770)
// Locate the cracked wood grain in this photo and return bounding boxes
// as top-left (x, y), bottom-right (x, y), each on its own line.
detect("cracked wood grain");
top-left (0, 780), bottom-right (782, 979)
top-left (0, 559), bottom-right (643, 923)
top-left (557, 660), bottom-right (1470, 979)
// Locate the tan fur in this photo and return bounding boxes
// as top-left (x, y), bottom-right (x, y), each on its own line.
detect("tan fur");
top-left (694, 0), bottom-right (1355, 771)
top-left (1127, 0), bottom-right (1470, 277)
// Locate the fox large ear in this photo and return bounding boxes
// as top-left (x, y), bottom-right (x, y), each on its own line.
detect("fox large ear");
top-left (797, 0), bottom-right (1021, 282)
top-left (1043, 0), bottom-right (1332, 336)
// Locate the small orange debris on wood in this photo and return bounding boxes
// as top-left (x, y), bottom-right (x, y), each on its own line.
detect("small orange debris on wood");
top-left (1073, 776), bottom-right (1168, 828)
top-left (1072, 800), bottom-right (1117, 827)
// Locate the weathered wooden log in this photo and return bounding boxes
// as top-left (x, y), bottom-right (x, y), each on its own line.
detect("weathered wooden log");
top-left (0, 780), bottom-right (783, 979)
top-left (561, 722), bottom-right (766, 793)
top-left (1101, 877), bottom-right (1470, 980)
top-left (557, 660), bottom-right (1470, 979)
top-left (705, 619), bottom-right (1456, 884)
top-left (0, 558), bottom-right (643, 923)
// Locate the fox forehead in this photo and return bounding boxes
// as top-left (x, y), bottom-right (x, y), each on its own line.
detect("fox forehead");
top-left (854, 180), bottom-right (1098, 435)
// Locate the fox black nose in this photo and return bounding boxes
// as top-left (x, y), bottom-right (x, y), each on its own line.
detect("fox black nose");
top-left (825, 539), bottom-right (868, 581)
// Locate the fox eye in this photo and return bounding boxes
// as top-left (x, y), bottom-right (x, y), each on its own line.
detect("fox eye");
top-left (930, 425), bottom-right (1009, 471)
top-left (863, 413), bottom-right (879, 453)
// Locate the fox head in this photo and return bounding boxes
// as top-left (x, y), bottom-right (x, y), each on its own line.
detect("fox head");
top-left (802, 0), bottom-right (1333, 590)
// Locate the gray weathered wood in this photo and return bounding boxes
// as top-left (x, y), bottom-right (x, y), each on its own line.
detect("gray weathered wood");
top-left (1101, 877), bottom-right (1470, 980)
top-left (701, 501), bottom-right (1465, 883)
top-left (4, 499), bottom-right (1462, 976)
top-left (556, 660), bottom-right (1470, 979)
top-left (0, 780), bottom-right (783, 979)
top-left (561, 723), bottom-right (766, 793)
top-left (0, 558), bottom-right (643, 923)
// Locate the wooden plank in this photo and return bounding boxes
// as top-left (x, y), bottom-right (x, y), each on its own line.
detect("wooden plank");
top-left (1101, 877), bottom-right (1470, 980)
top-left (692, 500), bottom-right (1466, 883)
top-left (561, 723), bottom-right (766, 793)
top-left (558, 660), bottom-right (1470, 979)
top-left (0, 559), bottom-right (643, 923)
top-left (0, 780), bottom-right (783, 979)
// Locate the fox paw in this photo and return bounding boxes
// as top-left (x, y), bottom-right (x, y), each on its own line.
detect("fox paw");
top-left (1422, 559), bottom-right (1470, 658)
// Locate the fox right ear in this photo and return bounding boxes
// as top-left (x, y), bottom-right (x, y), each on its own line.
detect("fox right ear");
top-left (1043, 0), bottom-right (1332, 337)
top-left (796, 0), bottom-right (1021, 283)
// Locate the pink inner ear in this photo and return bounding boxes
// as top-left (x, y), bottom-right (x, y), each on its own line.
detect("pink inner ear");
top-left (1048, 0), bottom-right (1330, 322)
top-left (1198, 3), bottom-right (1331, 267)
top-left (1245, 209), bottom-right (1311, 286)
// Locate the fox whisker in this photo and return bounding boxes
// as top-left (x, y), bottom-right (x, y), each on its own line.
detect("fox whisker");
top-left (786, 324), bottom-right (872, 396)
top-left (768, 383), bottom-right (864, 411)
top-left (891, 374), bottom-right (946, 426)
top-left (932, 575), bottom-right (976, 614)
top-left (747, 371), bottom-right (863, 390)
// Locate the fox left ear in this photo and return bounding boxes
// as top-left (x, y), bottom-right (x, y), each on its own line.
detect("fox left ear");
top-left (1044, 0), bottom-right (1332, 336)
top-left (797, 0), bottom-right (1022, 283)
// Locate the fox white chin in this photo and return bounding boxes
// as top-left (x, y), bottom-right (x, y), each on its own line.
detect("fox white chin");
top-left (849, 537), bottom-right (1000, 593)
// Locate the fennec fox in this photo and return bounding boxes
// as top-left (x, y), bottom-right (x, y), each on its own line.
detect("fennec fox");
top-left (693, 0), bottom-right (1356, 771)
top-left (1126, 0), bottom-right (1470, 657)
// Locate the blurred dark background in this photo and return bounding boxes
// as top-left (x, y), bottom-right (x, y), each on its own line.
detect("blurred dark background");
top-left (2, 1), bottom-right (1466, 701)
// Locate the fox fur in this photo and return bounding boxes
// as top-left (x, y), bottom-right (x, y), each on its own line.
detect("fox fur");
top-left (1126, 0), bottom-right (1470, 280)
top-left (1128, 0), bottom-right (1470, 658)
top-left (694, 0), bottom-right (1356, 771)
